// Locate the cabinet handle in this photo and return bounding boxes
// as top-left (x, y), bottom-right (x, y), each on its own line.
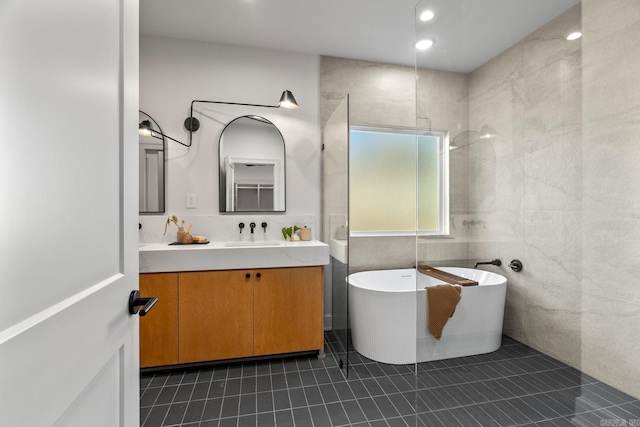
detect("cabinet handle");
top-left (246, 273), bottom-right (251, 279)
top-left (256, 272), bottom-right (261, 278)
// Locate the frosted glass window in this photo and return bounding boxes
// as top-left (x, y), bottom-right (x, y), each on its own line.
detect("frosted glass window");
top-left (417, 134), bottom-right (440, 231)
top-left (350, 126), bottom-right (448, 235)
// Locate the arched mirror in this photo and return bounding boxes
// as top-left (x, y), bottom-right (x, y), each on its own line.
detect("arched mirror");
top-left (138, 110), bottom-right (166, 214)
top-left (219, 115), bottom-right (286, 212)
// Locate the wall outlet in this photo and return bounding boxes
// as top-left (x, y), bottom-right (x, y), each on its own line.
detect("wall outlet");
top-left (186, 193), bottom-right (197, 209)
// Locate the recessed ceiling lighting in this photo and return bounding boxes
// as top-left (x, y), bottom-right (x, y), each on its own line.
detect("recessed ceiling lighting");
top-left (415, 39), bottom-right (434, 50)
top-left (420, 10), bottom-right (435, 21)
top-left (567, 32), bottom-right (582, 40)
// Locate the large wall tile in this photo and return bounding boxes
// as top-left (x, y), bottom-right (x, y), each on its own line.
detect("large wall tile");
top-left (525, 210), bottom-right (582, 277)
top-left (348, 236), bottom-right (415, 272)
top-left (523, 285), bottom-right (582, 368)
top-left (524, 130), bottom-right (582, 211)
top-left (469, 42), bottom-right (524, 101)
top-left (582, 19), bottom-right (640, 123)
top-left (469, 82), bottom-right (526, 214)
top-left (582, 0), bottom-right (640, 39)
top-left (523, 53), bottom-right (582, 135)
top-left (581, 293), bottom-right (640, 398)
top-left (521, 4), bottom-right (582, 76)
top-left (416, 68), bottom-right (468, 133)
top-left (467, 209), bottom-right (525, 243)
top-left (417, 239), bottom-right (469, 266)
top-left (582, 214), bottom-right (640, 306)
top-left (582, 122), bottom-right (640, 213)
top-left (320, 56), bottom-right (415, 128)
top-left (502, 277), bottom-right (525, 342)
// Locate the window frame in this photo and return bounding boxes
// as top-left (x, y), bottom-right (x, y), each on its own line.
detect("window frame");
top-left (349, 125), bottom-right (450, 237)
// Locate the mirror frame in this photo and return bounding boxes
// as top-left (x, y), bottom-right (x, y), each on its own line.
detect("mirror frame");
top-left (218, 115), bottom-right (286, 213)
top-left (138, 110), bottom-right (166, 214)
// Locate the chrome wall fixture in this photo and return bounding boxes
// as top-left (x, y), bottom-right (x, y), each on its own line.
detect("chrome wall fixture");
top-left (139, 110), bottom-right (191, 147)
top-left (450, 124), bottom-right (497, 151)
top-left (183, 90), bottom-right (299, 146)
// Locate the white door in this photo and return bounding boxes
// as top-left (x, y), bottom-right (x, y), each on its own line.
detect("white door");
top-left (0, 0), bottom-right (140, 426)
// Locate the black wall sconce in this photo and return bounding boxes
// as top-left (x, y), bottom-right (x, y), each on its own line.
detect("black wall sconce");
top-left (183, 90), bottom-right (299, 146)
top-left (139, 110), bottom-right (191, 147)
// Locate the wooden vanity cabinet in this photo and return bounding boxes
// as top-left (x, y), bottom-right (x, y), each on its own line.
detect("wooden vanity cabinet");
top-left (140, 266), bottom-right (324, 367)
top-left (139, 273), bottom-right (179, 368)
top-left (254, 266), bottom-right (324, 356)
top-left (178, 270), bottom-right (254, 363)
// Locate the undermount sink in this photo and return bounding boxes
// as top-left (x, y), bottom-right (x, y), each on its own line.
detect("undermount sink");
top-left (224, 241), bottom-right (281, 247)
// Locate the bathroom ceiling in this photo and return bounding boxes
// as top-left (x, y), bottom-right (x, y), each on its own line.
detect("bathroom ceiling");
top-left (140, 0), bottom-right (580, 73)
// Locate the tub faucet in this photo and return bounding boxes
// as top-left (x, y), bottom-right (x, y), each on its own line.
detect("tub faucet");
top-left (474, 259), bottom-right (502, 269)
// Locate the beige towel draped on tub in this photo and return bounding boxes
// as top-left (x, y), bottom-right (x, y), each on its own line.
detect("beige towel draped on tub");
top-left (427, 284), bottom-right (462, 340)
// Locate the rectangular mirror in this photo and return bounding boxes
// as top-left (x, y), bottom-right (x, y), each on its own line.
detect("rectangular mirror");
top-left (139, 111), bottom-right (166, 214)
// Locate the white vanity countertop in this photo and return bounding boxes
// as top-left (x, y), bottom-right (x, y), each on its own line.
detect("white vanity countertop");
top-left (139, 240), bottom-right (330, 273)
top-left (329, 239), bottom-right (348, 264)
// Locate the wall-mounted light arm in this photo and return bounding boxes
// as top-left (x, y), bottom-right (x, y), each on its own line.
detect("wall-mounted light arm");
top-left (139, 110), bottom-right (191, 148)
top-left (183, 90), bottom-right (298, 147)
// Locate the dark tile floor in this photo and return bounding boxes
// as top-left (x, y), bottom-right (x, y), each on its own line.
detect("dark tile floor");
top-left (140, 333), bottom-right (640, 427)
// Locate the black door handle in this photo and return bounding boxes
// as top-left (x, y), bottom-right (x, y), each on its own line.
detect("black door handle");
top-left (128, 290), bottom-right (158, 316)
top-left (256, 272), bottom-right (261, 278)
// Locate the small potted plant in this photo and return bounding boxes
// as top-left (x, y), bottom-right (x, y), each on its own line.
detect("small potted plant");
top-left (281, 225), bottom-right (301, 241)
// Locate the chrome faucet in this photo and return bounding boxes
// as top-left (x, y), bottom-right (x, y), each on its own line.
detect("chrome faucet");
top-left (474, 259), bottom-right (502, 269)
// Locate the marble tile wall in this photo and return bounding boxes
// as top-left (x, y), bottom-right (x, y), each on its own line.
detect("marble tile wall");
top-left (468, 4), bottom-right (583, 354)
top-left (320, 57), bottom-right (416, 130)
top-left (320, 56), bottom-right (470, 273)
top-left (468, 2), bottom-right (640, 398)
top-left (580, 0), bottom-right (640, 398)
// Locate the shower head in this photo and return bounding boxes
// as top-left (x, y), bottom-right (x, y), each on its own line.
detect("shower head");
top-left (450, 124), bottom-right (497, 150)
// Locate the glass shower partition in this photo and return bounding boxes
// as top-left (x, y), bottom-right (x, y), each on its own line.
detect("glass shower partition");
top-left (322, 95), bottom-right (350, 375)
top-left (414, 1), bottom-right (478, 423)
top-left (414, 1), bottom-right (590, 426)
top-left (321, 1), bottom-right (636, 425)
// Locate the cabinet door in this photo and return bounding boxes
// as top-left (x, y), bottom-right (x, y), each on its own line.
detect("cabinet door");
top-left (140, 273), bottom-right (179, 368)
top-left (254, 267), bottom-right (324, 356)
top-left (179, 270), bottom-right (254, 363)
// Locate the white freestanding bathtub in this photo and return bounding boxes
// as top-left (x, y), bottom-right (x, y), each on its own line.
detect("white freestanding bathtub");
top-left (348, 267), bottom-right (507, 364)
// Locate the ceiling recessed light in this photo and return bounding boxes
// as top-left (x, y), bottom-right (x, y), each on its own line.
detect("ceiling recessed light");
top-left (420, 10), bottom-right (435, 21)
top-left (415, 39), bottom-right (434, 50)
top-left (567, 32), bottom-right (582, 40)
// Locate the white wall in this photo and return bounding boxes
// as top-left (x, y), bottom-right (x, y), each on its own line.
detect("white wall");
top-left (138, 36), bottom-right (330, 327)
top-left (139, 35), bottom-right (321, 226)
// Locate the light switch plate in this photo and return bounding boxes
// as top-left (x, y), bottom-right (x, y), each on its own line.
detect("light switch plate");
top-left (186, 193), bottom-right (197, 209)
